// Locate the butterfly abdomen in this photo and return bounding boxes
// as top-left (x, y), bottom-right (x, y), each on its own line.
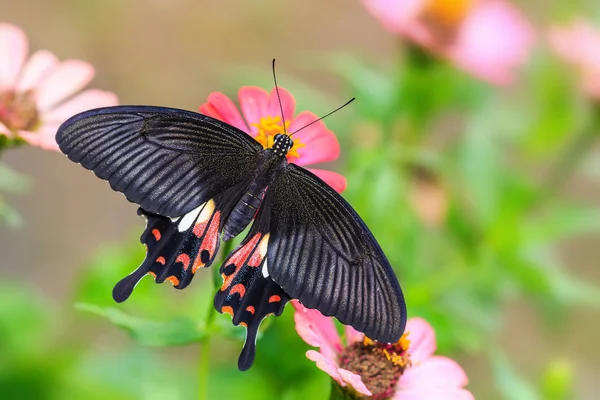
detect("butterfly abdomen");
top-left (222, 177), bottom-right (268, 241)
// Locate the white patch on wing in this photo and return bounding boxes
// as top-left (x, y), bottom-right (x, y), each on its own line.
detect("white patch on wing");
top-left (262, 258), bottom-right (269, 278)
top-left (178, 202), bottom-right (204, 232)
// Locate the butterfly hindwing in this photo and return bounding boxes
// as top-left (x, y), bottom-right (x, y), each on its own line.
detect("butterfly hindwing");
top-left (266, 164), bottom-right (407, 343)
top-left (56, 106), bottom-right (263, 217)
top-left (214, 203), bottom-right (290, 371)
top-left (113, 200), bottom-right (222, 302)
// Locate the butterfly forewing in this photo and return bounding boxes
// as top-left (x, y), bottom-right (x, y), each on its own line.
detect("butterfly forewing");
top-left (56, 106), bottom-right (263, 217)
top-left (266, 164), bottom-right (406, 343)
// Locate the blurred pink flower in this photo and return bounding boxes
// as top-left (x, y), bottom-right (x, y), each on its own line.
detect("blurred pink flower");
top-left (549, 21), bottom-right (600, 99)
top-left (293, 301), bottom-right (474, 399)
top-left (199, 86), bottom-right (346, 193)
top-left (0, 23), bottom-right (118, 151)
top-left (362, 0), bottom-right (535, 85)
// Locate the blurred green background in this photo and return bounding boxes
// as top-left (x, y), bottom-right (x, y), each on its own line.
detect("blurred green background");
top-left (0, 0), bottom-right (599, 399)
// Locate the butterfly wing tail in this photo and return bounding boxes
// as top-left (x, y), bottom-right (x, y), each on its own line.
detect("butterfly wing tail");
top-left (114, 204), bottom-right (222, 302)
top-left (214, 232), bottom-right (290, 371)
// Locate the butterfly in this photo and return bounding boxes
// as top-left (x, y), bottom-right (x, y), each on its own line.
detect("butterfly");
top-left (56, 88), bottom-right (407, 371)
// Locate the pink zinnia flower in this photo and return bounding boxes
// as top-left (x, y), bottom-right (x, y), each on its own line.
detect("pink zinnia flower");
top-left (549, 21), bottom-right (600, 99)
top-left (0, 23), bottom-right (118, 151)
top-left (362, 0), bottom-right (535, 85)
top-left (199, 86), bottom-right (347, 193)
top-left (293, 301), bottom-right (474, 399)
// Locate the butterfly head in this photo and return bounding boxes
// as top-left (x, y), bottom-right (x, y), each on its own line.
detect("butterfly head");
top-left (272, 133), bottom-right (293, 157)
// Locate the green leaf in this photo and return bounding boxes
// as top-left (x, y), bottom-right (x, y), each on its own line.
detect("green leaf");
top-left (491, 348), bottom-right (541, 400)
top-left (0, 163), bottom-right (30, 194)
top-left (0, 198), bottom-right (22, 227)
top-left (75, 303), bottom-right (207, 346)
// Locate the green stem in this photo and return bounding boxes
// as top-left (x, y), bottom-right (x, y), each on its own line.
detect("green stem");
top-left (198, 239), bottom-right (235, 400)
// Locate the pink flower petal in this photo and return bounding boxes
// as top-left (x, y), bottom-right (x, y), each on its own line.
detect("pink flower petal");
top-left (289, 111), bottom-right (340, 165)
top-left (199, 92), bottom-right (249, 133)
top-left (405, 317), bottom-right (436, 363)
top-left (306, 350), bottom-right (344, 386)
top-left (0, 121), bottom-right (12, 138)
top-left (393, 386), bottom-right (475, 400)
top-left (267, 87), bottom-right (295, 126)
top-left (42, 89), bottom-right (118, 123)
top-left (0, 23), bottom-right (28, 90)
top-left (338, 368), bottom-right (373, 397)
top-left (17, 122), bottom-right (61, 151)
top-left (549, 22), bottom-right (600, 99)
top-left (400, 356), bottom-right (469, 389)
top-left (16, 50), bottom-right (59, 92)
top-left (451, 1), bottom-right (534, 85)
top-left (238, 86), bottom-right (270, 134)
top-left (345, 326), bottom-right (364, 346)
top-left (361, 0), bottom-right (424, 37)
top-left (306, 168), bottom-right (347, 193)
top-left (292, 300), bottom-right (343, 361)
top-left (35, 60), bottom-right (95, 110)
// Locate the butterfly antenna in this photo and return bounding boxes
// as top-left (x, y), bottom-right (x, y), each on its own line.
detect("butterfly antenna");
top-left (272, 59), bottom-right (288, 135)
top-left (289, 97), bottom-right (355, 137)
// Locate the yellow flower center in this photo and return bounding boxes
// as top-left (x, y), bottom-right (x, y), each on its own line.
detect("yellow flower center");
top-left (251, 116), bottom-right (305, 159)
top-left (363, 333), bottom-right (412, 368)
top-left (422, 0), bottom-right (473, 27)
top-left (418, 0), bottom-right (473, 44)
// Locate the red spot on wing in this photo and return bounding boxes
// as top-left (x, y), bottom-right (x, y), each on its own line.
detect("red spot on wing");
top-left (176, 253), bottom-right (191, 270)
top-left (192, 211), bottom-right (222, 273)
top-left (156, 256), bottom-right (166, 265)
top-left (148, 272), bottom-right (157, 279)
top-left (230, 284), bottom-right (246, 298)
top-left (222, 306), bottom-right (234, 317)
top-left (268, 295), bottom-right (281, 303)
top-left (239, 322), bottom-right (248, 328)
top-left (151, 229), bottom-right (161, 241)
top-left (221, 234), bottom-right (262, 291)
top-left (166, 276), bottom-right (180, 286)
top-left (246, 306), bottom-right (255, 315)
top-left (192, 221), bottom-right (207, 237)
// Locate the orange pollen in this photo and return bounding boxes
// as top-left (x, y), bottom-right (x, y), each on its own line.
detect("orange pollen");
top-left (363, 333), bottom-right (412, 368)
top-left (251, 115), bottom-right (305, 158)
top-left (422, 0), bottom-right (473, 27)
top-left (0, 90), bottom-right (40, 134)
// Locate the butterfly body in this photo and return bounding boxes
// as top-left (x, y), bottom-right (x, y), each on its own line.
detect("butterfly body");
top-left (56, 105), bottom-right (406, 371)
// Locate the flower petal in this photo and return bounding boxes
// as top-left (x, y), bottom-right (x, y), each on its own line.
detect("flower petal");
top-left (338, 368), bottom-right (373, 397)
top-left (199, 92), bottom-right (249, 133)
top-left (361, 0), bottom-right (424, 37)
top-left (400, 356), bottom-right (469, 389)
top-left (42, 89), bottom-right (118, 123)
top-left (405, 317), bottom-right (436, 363)
top-left (0, 121), bottom-right (12, 138)
top-left (0, 23), bottom-right (28, 90)
top-left (305, 350), bottom-right (344, 386)
top-left (292, 300), bottom-right (343, 361)
top-left (393, 386), bottom-right (474, 400)
top-left (35, 60), bottom-right (95, 110)
top-left (345, 326), bottom-right (364, 346)
top-left (451, 1), bottom-right (534, 85)
top-left (289, 111), bottom-right (340, 165)
top-left (238, 86), bottom-right (270, 134)
top-left (267, 87), bottom-right (295, 126)
top-left (549, 22), bottom-right (600, 98)
top-left (17, 122), bottom-right (61, 151)
top-left (306, 169), bottom-right (347, 193)
top-left (16, 50), bottom-right (59, 92)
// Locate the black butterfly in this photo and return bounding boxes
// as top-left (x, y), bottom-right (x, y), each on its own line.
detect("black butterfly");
top-left (56, 101), bottom-right (406, 370)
